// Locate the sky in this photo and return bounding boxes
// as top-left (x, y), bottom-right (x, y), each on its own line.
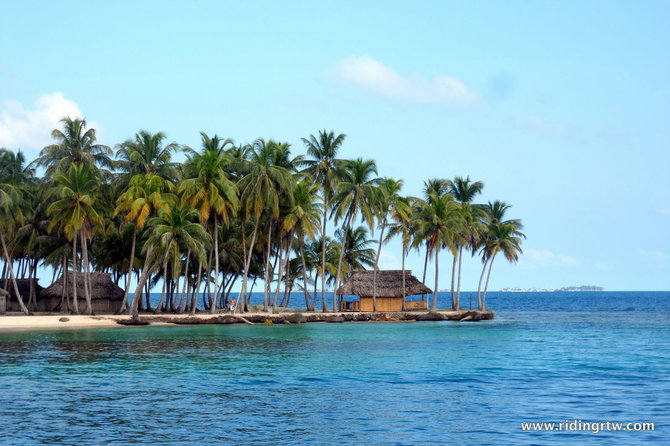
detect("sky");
top-left (1, 0), bottom-right (669, 291)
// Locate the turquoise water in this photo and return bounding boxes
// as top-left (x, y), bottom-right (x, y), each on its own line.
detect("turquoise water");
top-left (1, 292), bottom-right (669, 445)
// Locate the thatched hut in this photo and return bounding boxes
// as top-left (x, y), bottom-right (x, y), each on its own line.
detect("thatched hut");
top-left (0, 279), bottom-right (43, 312)
top-left (41, 272), bottom-right (124, 314)
top-left (335, 270), bottom-right (432, 312)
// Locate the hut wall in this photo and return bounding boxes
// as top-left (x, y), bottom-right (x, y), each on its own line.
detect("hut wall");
top-left (360, 297), bottom-right (403, 312)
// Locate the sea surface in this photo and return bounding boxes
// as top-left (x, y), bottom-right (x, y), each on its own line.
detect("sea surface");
top-left (1, 291), bottom-right (668, 445)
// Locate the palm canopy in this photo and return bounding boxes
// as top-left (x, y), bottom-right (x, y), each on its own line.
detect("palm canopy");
top-left (46, 164), bottom-right (104, 240)
top-left (115, 130), bottom-right (181, 183)
top-left (0, 149), bottom-right (35, 185)
top-left (179, 133), bottom-right (239, 225)
top-left (34, 117), bottom-right (113, 178)
top-left (335, 225), bottom-right (376, 274)
top-left (116, 173), bottom-right (175, 229)
top-left (301, 130), bottom-right (346, 202)
top-left (449, 176), bottom-right (484, 204)
top-left (331, 158), bottom-right (381, 230)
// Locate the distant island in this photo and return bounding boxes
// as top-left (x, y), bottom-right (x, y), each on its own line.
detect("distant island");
top-left (499, 285), bottom-right (604, 292)
top-left (559, 285), bottom-right (604, 292)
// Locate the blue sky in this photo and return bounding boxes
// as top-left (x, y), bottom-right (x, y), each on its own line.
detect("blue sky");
top-left (1, 1), bottom-right (669, 291)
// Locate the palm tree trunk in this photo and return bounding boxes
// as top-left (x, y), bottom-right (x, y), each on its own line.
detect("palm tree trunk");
top-left (80, 228), bottom-right (92, 315)
top-left (421, 247), bottom-right (429, 302)
top-left (154, 257), bottom-right (169, 313)
top-left (482, 255), bottom-right (496, 311)
top-left (0, 233), bottom-right (29, 315)
top-left (456, 246), bottom-right (464, 309)
top-left (431, 249), bottom-right (439, 311)
top-left (211, 215), bottom-right (220, 313)
top-left (333, 213), bottom-right (352, 312)
top-left (190, 261), bottom-right (203, 315)
top-left (300, 242), bottom-right (313, 311)
top-left (372, 218), bottom-right (386, 313)
top-left (59, 255), bottom-right (69, 313)
top-left (477, 258), bottom-right (489, 310)
top-left (120, 225), bottom-right (137, 314)
top-left (401, 246), bottom-right (407, 312)
top-left (130, 248), bottom-right (159, 319)
top-left (263, 223), bottom-right (273, 312)
top-left (71, 233), bottom-right (79, 314)
top-left (321, 197), bottom-right (328, 313)
top-left (450, 254), bottom-right (457, 309)
top-left (237, 219), bottom-right (259, 313)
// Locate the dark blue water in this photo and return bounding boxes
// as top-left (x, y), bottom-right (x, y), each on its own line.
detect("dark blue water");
top-left (1, 292), bottom-right (668, 445)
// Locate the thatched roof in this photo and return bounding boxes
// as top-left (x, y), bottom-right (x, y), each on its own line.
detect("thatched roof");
top-left (0, 279), bottom-right (43, 301)
top-left (336, 270), bottom-right (432, 298)
top-left (42, 272), bottom-right (124, 301)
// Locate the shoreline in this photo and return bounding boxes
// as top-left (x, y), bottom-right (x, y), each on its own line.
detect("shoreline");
top-left (0, 310), bottom-right (494, 332)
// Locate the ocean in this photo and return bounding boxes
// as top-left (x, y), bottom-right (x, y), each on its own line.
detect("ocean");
top-left (1, 291), bottom-right (668, 445)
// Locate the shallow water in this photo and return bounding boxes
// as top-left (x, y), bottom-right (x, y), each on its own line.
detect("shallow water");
top-left (1, 292), bottom-right (669, 445)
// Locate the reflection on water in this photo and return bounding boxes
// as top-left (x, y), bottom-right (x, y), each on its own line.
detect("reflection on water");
top-left (1, 293), bottom-right (669, 445)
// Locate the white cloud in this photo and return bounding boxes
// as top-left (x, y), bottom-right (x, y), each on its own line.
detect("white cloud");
top-left (327, 55), bottom-right (474, 107)
top-left (521, 248), bottom-right (579, 268)
top-left (0, 93), bottom-right (84, 154)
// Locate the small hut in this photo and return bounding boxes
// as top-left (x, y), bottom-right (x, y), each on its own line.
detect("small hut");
top-left (336, 270), bottom-right (432, 312)
top-left (41, 272), bottom-right (125, 314)
top-left (0, 279), bottom-right (43, 312)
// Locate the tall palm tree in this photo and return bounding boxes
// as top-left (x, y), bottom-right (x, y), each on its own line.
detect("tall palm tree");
top-left (180, 132), bottom-right (239, 313)
top-left (0, 169), bottom-right (28, 314)
top-left (371, 178), bottom-right (409, 305)
top-left (281, 180), bottom-right (321, 311)
top-left (413, 191), bottom-right (462, 310)
top-left (116, 173), bottom-right (175, 312)
top-left (477, 201), bottom-right (525, 310)
top-left (448, 176), bottom-right (484, 309)
top-left (115, 130), bottom-right (181, 186)
top-left (237, 139), bottom-right (294, 312)
top-left (384, 195), bottom-right (414, 311)
top-left (336, 225), bottom-right (376, 274)
top-left (47, 164), bottom-right (105, 314)
top-left (34, 117), bottom-right (113, 178)
top-left (301, 130), bottom-right (346, 311)
top-left (331, 158), bottom-right (380, 310)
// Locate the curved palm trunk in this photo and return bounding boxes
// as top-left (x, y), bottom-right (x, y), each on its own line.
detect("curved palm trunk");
top-left (321, 197), bottom-right (328, 313)
top-left (476, 258), bottom-right (490, 310)
top-left (71, 233), bottom-right (79, 314)
top-left (190, 262), bottom-right (203, 315)
top-left (211, 215), bottom-right (220, 314)
top-left (80, 228), bottom-right (92, 315)
top-left (431, 249), bottom-right (439, 311)
top-left (120, 225), bottom-right (137, 313)
top-left (263, 224), bottom-right (273, 312)
top-left (237, 219), bottom-right (259, 313)
top-left (130, 249), bottom-right (158, 319)
top-left (421, 247), bottom-right (429, 302)
top-left (456, 246), bottom-right (464, 309)
top-left (0, 233), bottom-right (29, 315)
top-left (333, 213), bottom-right (352, 312)
top-left (401, 246), bottom-right (407, 312)
top-left (372, 217), bottom-right (386, 312)
top-left (300, 242), bottom-right (313, 311)
top-left (482, 255), bottom-right (497, 311)
top-left (450, 254), bottom-right (457, 309)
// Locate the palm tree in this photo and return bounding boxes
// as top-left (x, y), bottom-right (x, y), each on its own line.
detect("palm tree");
top-left (301, 130), bottom-right (346, 311)
top-left (129, 202), bottom-right (211, 318)
top-left (237, 139), bottom-right (294, 312)
top-left (47, 164), bottom-right (105, 314)
top-left (116, 173), bottom-right (175, 312)
top-left (413, 191), bottom-right (462, 310)
top-left (384, 195), bottom-right (414, 310)
top-left (115, 130), bottom-right (181, 186)
top-left (371, 178), bottom-right (408, 305)
top-left (477, 201), bottom-right (525, 310)
top-left (331, 158), bottom-right (380, 310)
top-left (281, 180), bottom-right (321, 311)
top-left (448, 176), bottom-right (484, 309)
top-left (336, 225), bottom-right (376, 274)
top-left (34, 117), bottom-right (113, 178)
top-left (179, 132), bottom-right (239, 313)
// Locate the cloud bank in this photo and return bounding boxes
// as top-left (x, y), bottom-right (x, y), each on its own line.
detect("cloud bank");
top-left (328, 55), bottom-right (474, 107)
top-left (0, 93), bottom-right (84, 153)
top-left (522, 248), bottom-right (579, 268)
